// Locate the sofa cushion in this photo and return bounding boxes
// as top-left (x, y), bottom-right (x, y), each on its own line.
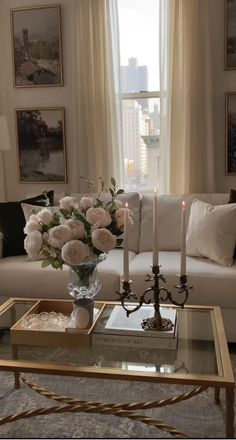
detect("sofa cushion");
top-left (186, 199), bottom-right (236, 266)
top-left (139, 194), bottom-right (229, 253)
top-left (128, 251), bottom-right (236, 308)
top-left (228, 189), bottom-right (236, 258)
top-left (0, 249), bottom-right (136, 300)
top-left (0, 191), bottom-right (54, 258)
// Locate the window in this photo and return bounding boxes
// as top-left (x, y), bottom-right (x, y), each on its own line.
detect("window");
top-left (117, 0), bottom-right (160, 192)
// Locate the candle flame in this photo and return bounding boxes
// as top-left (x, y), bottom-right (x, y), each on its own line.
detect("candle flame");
top-left (125, 202), bottom-right (128, 208)
top-left (154, 188), bottom-right (158, 195)
top-left (182, 200), bottom-right (186, 207)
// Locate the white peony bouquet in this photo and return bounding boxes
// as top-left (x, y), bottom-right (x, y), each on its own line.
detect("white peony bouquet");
top-left (24, 178), bottom-right (134, 271)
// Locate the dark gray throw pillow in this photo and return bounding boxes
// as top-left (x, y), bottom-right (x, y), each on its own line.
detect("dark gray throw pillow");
top-left (0, 191), bottom-right (54, 258)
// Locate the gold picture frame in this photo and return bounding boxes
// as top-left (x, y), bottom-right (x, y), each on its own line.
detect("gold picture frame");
top-left (225, 92), bottom-right (236, 175)
top-left (11, 4), bottom-right (63, 87)
top-left (15, 107), bottom-right (67, 183)
top-left (224, 0), bottom-right (236, 70)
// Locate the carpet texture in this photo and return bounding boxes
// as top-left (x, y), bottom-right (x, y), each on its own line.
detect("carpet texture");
top-left (0, 346), bottom-right (235, 439)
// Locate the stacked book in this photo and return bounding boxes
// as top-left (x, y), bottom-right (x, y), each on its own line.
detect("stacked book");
top-left (92, 305), bottom-right (178, 350)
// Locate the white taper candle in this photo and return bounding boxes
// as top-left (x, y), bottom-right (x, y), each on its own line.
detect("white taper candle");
top-left (153, 189), bottom-right (159, 266)
top-left (180, 200), bottom-right (186, 276)
top-left (123, 202), bottom-right (129, 282)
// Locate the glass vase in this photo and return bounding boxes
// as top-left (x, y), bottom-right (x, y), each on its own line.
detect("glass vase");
top-left (67, 254), bottom-right (106, 300)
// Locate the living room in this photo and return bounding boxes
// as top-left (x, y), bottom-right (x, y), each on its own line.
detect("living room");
top-left (0, 0), bottom-right (236, 438)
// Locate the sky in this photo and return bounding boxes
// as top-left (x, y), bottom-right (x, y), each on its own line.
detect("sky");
top-left (117, 0), bottom-right (160, 91)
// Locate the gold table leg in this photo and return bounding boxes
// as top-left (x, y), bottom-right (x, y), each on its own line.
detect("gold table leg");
top-left (0, 374), bottom-right (210, 439)
top-left (226, 387), bottom-right (234, 439)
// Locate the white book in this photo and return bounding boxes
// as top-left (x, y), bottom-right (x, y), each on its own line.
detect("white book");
top-left (92, 331), bottom-right (178, 350)
top-left (104, 305), bottom-right (177, 338)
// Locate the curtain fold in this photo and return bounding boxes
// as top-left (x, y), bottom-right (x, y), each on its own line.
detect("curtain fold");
top-left (0, 153), bottom-right (6, 201)
top-left (74, 0), bottom-right (122, 190)
top-left (159, 0), bottom-right (215, 194)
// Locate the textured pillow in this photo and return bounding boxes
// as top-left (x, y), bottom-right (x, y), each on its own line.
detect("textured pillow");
top-left (186, 199), bottom-right (236, 266)
top-left (228, 188), bottom-right (236, 204)
top-left (228, 189), bottom-right (236, 258)
top-left (21, 203), bottom-right (59, 223)
top-left (0, 191), bottom-right (54, 258)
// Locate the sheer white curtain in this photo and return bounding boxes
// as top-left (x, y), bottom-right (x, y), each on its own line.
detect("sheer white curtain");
top-left (159, 0), bottom-right (215, 194)
top-left (74, 0), bottom-right (122, 190)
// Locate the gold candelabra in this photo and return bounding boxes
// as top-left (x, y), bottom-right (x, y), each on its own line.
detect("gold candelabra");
top-left (117, 265), bottom-right (193, 331)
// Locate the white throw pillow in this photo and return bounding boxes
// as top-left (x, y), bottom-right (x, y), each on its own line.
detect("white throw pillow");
top-left (186, 199), bottom-right (236, 266)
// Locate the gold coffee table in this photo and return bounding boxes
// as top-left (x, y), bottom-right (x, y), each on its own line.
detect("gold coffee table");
top-left (0, 298), bottom-right (234, 438)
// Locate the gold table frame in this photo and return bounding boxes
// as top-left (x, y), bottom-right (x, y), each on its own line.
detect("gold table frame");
top-left (0, 298), bottom-right (234, 438)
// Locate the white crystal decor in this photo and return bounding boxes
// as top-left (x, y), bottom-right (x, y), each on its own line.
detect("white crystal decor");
top-left (21, 311), bottom-right (69, 331)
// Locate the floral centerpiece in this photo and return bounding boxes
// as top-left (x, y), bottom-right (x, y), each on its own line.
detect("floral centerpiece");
top-left (23, 178), bottom-right (133, 300)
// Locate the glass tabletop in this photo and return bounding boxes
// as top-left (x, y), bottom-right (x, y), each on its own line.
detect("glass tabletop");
top-left (0, 298), bottom-right (232, 384)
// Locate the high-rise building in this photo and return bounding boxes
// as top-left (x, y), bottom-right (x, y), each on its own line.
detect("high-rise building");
top-left (121, 58), bottom-right (148, 109)
top-left (122, 99), bottom-right (147, 188)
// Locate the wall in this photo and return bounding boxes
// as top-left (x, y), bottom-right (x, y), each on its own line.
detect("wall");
top-left (209, 0), bottom-right (236, 192)
top-left (0, 0), bottom-right (79, 201)
top-left (0, 0), bottom-right (236, 201)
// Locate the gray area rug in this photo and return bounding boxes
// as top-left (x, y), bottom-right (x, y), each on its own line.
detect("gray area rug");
top-left (0, 345), bottom-right (235, 439)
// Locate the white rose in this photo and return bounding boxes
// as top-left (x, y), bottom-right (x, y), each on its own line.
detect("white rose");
top-left (59, 196), bottom-right (76, 211)
top-left (115, 208), bottom-right (134, 230)
top-left (36, 207), bottom-right (53, 225)
top-left (24, 230), bottom-right (43, 259)
top-left (48, 225), bottom-right (73, 248)
top-left (24, 218), bottom-right (41, 235)
top-left (61, 240), bottom-right (89, 266)
top-left (115, 207), bottom-right (133, 219)
top-left (86, 207), bottom-right (112, 227)
top-left (91, 228), bottom-right (116, 252)
top-left (116, 214), bottom-right (134, 231)
top-left (79, 196), bottom-right (93, 212)
top-left (61, 219), bottom-right (85, 239)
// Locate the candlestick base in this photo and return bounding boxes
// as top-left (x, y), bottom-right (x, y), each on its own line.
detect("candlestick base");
top-left (141, 316), bottom-right (174, 332)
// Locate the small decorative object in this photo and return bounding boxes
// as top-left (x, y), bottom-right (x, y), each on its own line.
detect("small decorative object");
top-left (24, 177), bottom-right (133, 305)
top-left (71, 297), bottom-right (94, 329)
top-left (117, 194), bottom-right (193, 331)
top-left (22, 311), bottom-right (69, 331)
top-left (224, 0), bottom-right (236, 70)
top-left (15, 107), bottom-right (67, 183)
top-left (11, 4), bottom-right (63, 87)
top-left (225, 92), bottom-right (236, 175)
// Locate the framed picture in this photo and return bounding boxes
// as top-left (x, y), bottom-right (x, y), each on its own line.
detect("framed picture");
top-left (11, 4), bottom-right (63, 87)
top-left (15, 107), bottom-right (67, 183)
top-left (225, 92), bottom-right (236, 175)
top-left (224, 0), bottom-right (236, 69)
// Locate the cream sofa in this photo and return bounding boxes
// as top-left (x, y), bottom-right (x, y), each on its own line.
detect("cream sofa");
top-left (1, 192), bottom-right (236, 341)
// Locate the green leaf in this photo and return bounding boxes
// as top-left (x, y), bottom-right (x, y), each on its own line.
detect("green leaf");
top-left (42, 249), bottom-right (50, 257)
top-left (41, 259), bottom-right (51, 268)
top-left (111, 177), bottom-right (116, 187)
top-left (109, 188), bottom-right (115, 197)
top-left (52, 259), bottom-right (63, 269)
top-left (116, 238), bottom-right (123, 247)
top-left (117, 189), bottom-right (125, 195)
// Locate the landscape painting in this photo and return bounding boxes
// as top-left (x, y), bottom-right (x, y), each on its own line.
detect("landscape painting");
top-left (226, 93), bottom-right (236, 174)
top-left (11, 5), bottom-right (63, 87)
top-left (225, 0), bottom-right (236, 69)
top-left (16, 108), bottom-right (67, 182)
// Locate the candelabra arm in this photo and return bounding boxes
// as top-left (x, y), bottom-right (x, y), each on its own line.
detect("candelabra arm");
top-left (116, 267), bottom-right (193, 331)
top-left (161, 275), bottom-right (193, 308)
top-left (116, 280), bottom-right (145, 317)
